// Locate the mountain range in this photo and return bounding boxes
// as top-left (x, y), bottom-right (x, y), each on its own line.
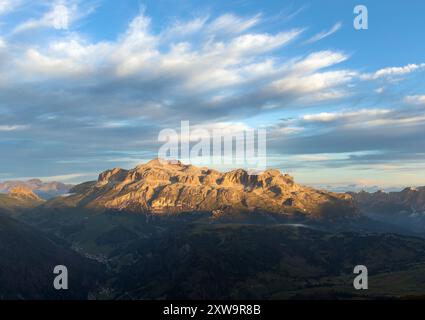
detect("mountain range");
top-left (0, 179), bottom-right (72, 200)
top-left (1, 160), bottom-right (425, 300)
top-left (45, 159), bottom-right (357, 220)
top-left (351, 187), bottom-right (425, 233)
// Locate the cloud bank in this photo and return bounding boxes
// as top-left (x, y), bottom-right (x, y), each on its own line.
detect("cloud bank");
top-left (0, 1), bottom-right (424, 189)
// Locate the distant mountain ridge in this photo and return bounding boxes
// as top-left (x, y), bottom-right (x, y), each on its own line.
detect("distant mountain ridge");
top-left (0, 179), bottom-right (73, 199)
top-left (351, 187), bottom-right (425, 233)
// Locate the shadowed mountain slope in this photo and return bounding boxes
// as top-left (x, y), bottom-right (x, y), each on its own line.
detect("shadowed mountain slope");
top-left (0, 212), bottom-right (103, 299)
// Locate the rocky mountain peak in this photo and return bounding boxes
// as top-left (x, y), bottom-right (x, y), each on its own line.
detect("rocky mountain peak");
top-left (8, 186), bottom-right (42, 201)
top-left (402, 187), bottom-right (418, 193)
top-left (145, 158), bottom-right (183, 167)
top-left (98, 167), bottom-right (128, 184)
top-left (27, 179), bottom-right (43, 185)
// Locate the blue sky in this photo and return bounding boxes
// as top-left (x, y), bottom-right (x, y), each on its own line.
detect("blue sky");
top-left (0, 0), bottom-right (424, 191)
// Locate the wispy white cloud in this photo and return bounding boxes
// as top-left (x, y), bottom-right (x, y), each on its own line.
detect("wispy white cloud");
top-left (363, 63), bottom-right (425, 80)
top-left (304, 22), bottom-right (342, 44)
top-left (18, 35), bottom-right (111, 77)
top-left (294, 154), bottom-right (332, 162)
top-left (375, 87), bottom-right (385, 94)
top-left (294, 105), bottom-right (425, 129)
top-left (14, 2), bottom-right (72, 33)
top-left (302, 109), bottom-right (391, 123)
top-left (267, 50), bottom-right (354, 101)
top-left (362, 115), bottom-right (425, 127)
top-left (272, 70), bottom-right (355, 101)
top-left (405, 95), bottom-right (425, 105)
top-left (11, 172), bottom-right (96, 183)
top-left (0, 124), bottom-right (28, 131)
top-left (289, 50), bottom-right (348, 73)
top-left (0, 0), bottom-right (21, 15)
top-left (301, 107), bottom-right (425, 128)
top-left (206, 13), bottom-right (261, 35)
top-left (162, 16), bottom-right (209, 38)
top-left (12, 0), bottom-right (95, 34)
